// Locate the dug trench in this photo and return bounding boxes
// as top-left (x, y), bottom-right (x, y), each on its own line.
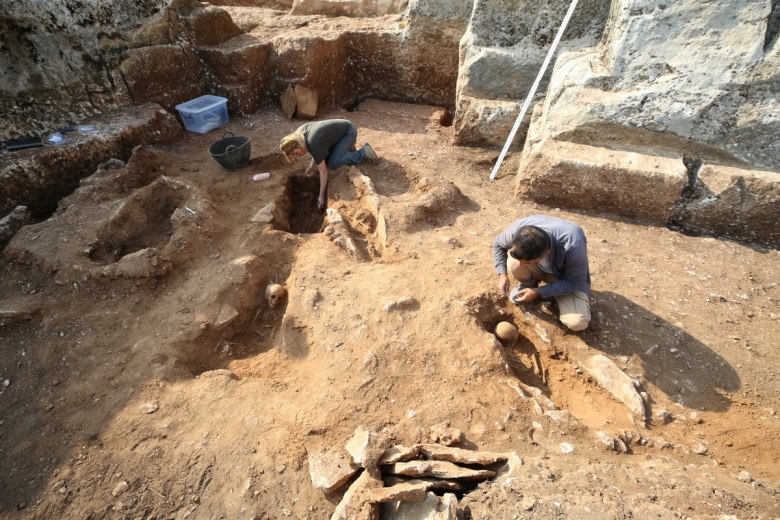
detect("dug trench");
top-left (0, 101), bottom-right (778, 518)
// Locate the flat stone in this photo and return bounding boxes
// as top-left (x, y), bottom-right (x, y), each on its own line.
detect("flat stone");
top-left (417, 445), bottom-right (508, 466)
top-left (387, 460), bottom-right (495, 481)
top-left (308, 447), bottom-right (360, 493)
top-left (384, 476), bottom-right (462, 493)
top-left (379, 445), bottom-right (421, 465)
top-left (364, 481), bottom-right (429, 503)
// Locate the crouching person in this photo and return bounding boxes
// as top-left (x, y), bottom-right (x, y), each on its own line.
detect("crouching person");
top-left (493, 215), bottom-right (591, 331)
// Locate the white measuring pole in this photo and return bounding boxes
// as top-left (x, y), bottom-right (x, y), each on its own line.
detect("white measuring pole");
top-left (489, 0), bottom-right (580, 180)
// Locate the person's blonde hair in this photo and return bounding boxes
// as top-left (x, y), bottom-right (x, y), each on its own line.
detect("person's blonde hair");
top-left (279, 132), bottom-right (307, 163)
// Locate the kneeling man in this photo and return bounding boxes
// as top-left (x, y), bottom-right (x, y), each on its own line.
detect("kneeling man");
top-left (493, 215), bottom-right (591, 331)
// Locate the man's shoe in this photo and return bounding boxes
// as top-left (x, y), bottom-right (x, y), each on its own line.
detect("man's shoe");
top-left (362, 143), bottom-right (378, 163)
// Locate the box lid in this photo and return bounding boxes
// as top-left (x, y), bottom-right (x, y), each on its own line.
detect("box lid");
top-left (175, 95), bottom-right (227, 114)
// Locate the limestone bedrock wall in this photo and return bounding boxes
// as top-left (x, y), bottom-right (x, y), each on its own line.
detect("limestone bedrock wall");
top-left (453, 0), bottom-right (610, 146)
top-left (0, 0), bottom-right (173, 139)
top-left (291, 0), bottom-right (408, 17)
top-left (0, 0), bottom-right (467, 142)
top-left (517, 0), bottom-right (780, 247)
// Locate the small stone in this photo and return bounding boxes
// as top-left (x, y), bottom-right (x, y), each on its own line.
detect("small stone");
top-left (521, 496), bottom-right (536, 510)
top-left (692, 443), bottom-right (708, 455)
top-left (737, 470), bottom-right (752, 482)
top-left (345, 426), bottom-right (388, 468)
top-left (654, 410), bottom-right (674, 424)
top-left (428, 422), bottom-right (464, 447)
top-left (112, 481), bottom-right (129, 497)
top-left (140, 403), bottom-right (159, 414)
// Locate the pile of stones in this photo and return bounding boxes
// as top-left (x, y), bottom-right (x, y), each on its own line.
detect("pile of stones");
top-left (308, 424), bottom-right (519, 519)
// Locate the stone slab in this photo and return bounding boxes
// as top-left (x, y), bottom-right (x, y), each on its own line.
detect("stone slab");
top-left (517, 139), bottom-right (688, 225)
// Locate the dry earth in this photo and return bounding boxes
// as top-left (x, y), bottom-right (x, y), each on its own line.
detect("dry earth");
top-left (1, 100), bottom-right (779, 519)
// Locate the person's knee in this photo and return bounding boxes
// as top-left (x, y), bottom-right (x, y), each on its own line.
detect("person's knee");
top-left (507, 257), bottom-right (534, 284)
top-left (561, 314), bottom-right (589, 332)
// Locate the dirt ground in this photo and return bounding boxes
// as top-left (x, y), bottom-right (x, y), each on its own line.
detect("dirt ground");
top-left (1, 99), bottom-right (779, 519)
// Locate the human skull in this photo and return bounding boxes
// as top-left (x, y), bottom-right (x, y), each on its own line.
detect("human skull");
top-left (265, 284), bottom-right (287, 308)
top-left (494, 321), bottom-right (519, 346)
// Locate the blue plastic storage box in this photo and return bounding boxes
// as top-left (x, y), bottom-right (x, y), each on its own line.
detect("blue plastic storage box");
top-left (175, 95), bottom-right (229, 134)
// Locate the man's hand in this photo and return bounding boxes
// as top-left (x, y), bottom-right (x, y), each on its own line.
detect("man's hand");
top-left (512, 288), bottom-right (541, 304)
top-left (497, 273), bottom-right (510, 295)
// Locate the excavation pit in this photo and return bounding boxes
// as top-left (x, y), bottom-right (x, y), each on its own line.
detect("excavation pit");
top-left (284, 175), bottom-right (326, 234)
top-left (482, 315), bottom-right (547, 389)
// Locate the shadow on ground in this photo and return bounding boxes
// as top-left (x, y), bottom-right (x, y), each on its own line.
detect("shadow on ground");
top-left (581, 290), bottom-right (740, 412)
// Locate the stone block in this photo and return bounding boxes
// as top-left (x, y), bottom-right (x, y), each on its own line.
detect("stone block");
top-left (669, 163), bottom-right (780, 248)
top-left (517, 140), bottom-right (687, 225)
top-left (294, 85), bottom-right (319, 119)
top-left (291, 0), bottom-right (408, 17)
top-left (281, 84), bottom-right (297, 120)
top-left (308, 447), bottom-right (360, 493)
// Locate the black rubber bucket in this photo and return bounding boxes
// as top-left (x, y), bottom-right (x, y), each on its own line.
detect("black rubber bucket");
top-left (209, 131), bottom-right (251, 170)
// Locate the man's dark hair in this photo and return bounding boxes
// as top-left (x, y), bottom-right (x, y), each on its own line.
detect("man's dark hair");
top-left (509, 225), bottom-right (550, 261)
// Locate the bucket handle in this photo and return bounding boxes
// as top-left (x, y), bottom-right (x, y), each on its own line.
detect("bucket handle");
top-left (221, 131), bottom-right (235, 139)
top-left (225, 145), bottom-right (237, 154)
